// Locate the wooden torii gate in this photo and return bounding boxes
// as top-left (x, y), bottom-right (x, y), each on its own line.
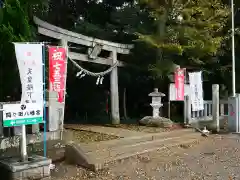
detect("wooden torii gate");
top-left (34, 17), bottom-right (133, 125)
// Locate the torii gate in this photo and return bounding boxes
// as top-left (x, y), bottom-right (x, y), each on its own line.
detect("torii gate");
top-left (34, 17), bottom-right (133, 125)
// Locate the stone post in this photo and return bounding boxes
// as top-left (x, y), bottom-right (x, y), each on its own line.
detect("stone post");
top-left (48, 91), bottom-right (59, 131)
top-left (212, 84), bottom-right (220, 132)
top-left (185, 95), bottom-right (192, 124)
top-left (32, 100), bottom-right (40, 133)
top-left (110, 50), bottom-right (120, 124)
top-left (32, 123), bottom-right (40, 134)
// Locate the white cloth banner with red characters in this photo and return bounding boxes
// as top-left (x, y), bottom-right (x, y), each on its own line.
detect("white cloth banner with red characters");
top-left (189, 71), bottom-right (204, 111)
top-left (174, 68), bottom-right (185, 101)
top-left (15, 43), bottom-right (44, 106)
top-left (49, 47), bottom-right (67, 103)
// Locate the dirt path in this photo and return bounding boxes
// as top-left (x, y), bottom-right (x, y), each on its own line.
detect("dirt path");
top-left (50, 134), bottom-right (240, 180)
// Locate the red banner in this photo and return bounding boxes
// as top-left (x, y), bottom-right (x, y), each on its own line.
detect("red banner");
top-left (174, 68), bottom-right (185, 101)
top-left (49, 47), bottom-right (67, 103)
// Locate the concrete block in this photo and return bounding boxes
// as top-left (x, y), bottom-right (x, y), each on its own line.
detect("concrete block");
top-left (0, 155), bottom-right (52, 180)
top-left (0, 131), bottom-right (60, 150)
top-left (65, 143), bottom-right (95, 171)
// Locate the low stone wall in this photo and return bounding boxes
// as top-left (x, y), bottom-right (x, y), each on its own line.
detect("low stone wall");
top-left (190, 116), bottom-right (228, 131)
top-left (0, 131), bottom-right (60, 150)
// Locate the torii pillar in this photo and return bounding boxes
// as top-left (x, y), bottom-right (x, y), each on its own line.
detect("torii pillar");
top-left (110, 51), bottom-right (119, 124)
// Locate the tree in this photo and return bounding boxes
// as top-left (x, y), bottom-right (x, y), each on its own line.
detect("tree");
top-left (137, 0), bottom-right (230, 81)
top-left (0, 0), bottom-right (48, 100)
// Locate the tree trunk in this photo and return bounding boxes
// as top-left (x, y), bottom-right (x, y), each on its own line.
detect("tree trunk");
top-left (154, 12), bottom-right (167, 88)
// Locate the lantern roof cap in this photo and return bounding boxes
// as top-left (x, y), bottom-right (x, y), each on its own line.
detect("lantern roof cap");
top-left (148, 88), bottom-right (165, 97)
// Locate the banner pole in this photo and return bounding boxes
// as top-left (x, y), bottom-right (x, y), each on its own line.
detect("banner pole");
top-left (183, 68), bottom-right (187, 125)
top-left (21, 124), bottom-right (28, 161)
top-left (43, 45), bottom-right (47, 157)
top-left (168, 84), bottom-right (171, 119)
top-left (60, 40), bottom-right (68, 141)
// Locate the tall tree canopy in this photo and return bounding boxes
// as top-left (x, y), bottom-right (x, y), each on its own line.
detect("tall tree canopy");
top-left (137, 0), bottom-right (230, 80)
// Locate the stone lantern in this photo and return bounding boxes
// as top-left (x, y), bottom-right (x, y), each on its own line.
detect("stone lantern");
top-left (148, 88), bottom-right (165, 118)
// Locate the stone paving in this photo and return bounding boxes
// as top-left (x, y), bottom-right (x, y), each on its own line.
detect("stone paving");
top-left (51, 134), bottom-right (240, 180)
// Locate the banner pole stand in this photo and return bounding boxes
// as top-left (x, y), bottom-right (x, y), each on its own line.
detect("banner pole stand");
top-left (168, 101), bottom-right (171, 119)
top-left (21, 125), bottom-right (28, 162)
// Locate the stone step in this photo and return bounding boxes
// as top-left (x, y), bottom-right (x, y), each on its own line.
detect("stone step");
top-left (79, 129), bottom-right (195, 153)
top-left (86, 131), bottom-right (197, 155)
top-left (65, 131), bottom-right (203, 171)
top-left (93, 135), bottom-right (203, 171)
top-left (89, 132), bottom-right (200, 161)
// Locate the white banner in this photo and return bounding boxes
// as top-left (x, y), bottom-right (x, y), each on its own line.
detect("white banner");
top-left (14, 43), bottom-right (43, 105)
top-left (169, 83), bottom-right (190, 101)
top-left (189, 71), bottom-right (204, 111)
top-left (14, 43), bottom-right (44, 118)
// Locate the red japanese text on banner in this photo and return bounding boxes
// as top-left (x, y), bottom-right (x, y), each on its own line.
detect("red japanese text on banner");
top-left (174, 68), bottom-right (185, 101)
top-left (49, 47), bottom-right (67, 103)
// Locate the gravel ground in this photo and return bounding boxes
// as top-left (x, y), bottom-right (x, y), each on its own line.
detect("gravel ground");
top-left (63, 129), bottom-right (119, 143)
top-left (50, 134), bottom-right (240, 180)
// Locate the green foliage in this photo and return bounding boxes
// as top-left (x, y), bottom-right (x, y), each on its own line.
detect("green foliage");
top-left (0, 0), bottom-right (48, 100)
top-left (138, 0), bottom-right (230, 79)
top-left (0, 0), bottom-right (48, 42)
